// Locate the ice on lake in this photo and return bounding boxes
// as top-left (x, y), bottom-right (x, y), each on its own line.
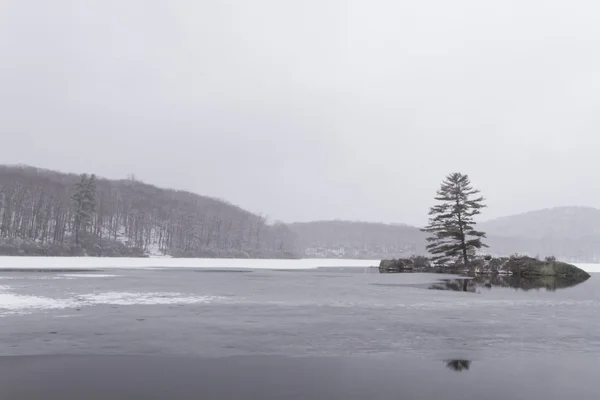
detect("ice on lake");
top-left (0, 256), bottom-right (380, 270)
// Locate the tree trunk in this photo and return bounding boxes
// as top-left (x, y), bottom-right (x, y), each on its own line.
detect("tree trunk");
top-left (455, 196), bottom-right (468, 267)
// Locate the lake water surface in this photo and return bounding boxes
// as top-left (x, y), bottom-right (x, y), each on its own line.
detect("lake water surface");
top-left (1, 262), bottom-right (599, 399)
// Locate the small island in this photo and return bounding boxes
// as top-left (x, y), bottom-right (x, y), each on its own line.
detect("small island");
top-left (378, 173), bottom-right (591, 290)
top-left (379, 255), bottom-right (591, 290)
top-left (379, 255), bottom-right (590, 279)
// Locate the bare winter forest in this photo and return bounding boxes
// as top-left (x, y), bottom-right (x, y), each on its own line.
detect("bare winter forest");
top-left (0, 165), bottom-right (296, 258)
top-left (2, 165), bottom-right (599, 261)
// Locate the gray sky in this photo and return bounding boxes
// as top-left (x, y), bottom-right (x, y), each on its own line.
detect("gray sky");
top-left (1, 0), bottom-right (599, 226)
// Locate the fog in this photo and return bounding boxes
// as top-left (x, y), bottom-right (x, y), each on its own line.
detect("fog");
top-left (1, 0), bottom-right (598, 226)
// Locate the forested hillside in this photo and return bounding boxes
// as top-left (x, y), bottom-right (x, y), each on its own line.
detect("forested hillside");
top-left (0, 165), bottom-right (296, 258)
top-left (3, 165), bottom-right (599, 262)
top-left (291, 210), bottom-right (600, 262)
top-left (289, 221), bottom-right (427, 259)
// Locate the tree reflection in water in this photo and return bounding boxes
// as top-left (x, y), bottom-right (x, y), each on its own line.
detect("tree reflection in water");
top-left (429, 273), bottom-right (590, 292)
top-left (445, 359), bottom-right (472, 372)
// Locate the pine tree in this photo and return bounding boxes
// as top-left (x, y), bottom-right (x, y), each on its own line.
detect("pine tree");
top-left (72, 174), bottom-right (87, 244)
top-left (422, 173), bottom-right (487, 267)
top-left (83, 174), bottom-right (97, 233)
top-left (71, 174), bottom-right (97, 244)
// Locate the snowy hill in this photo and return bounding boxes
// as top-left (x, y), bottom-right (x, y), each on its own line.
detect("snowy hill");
top-left (0, 165), bottom-right (296, 258)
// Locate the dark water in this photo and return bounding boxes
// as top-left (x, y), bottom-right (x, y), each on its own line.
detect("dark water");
top-left (1, 267), bottom-right (599, 399)
top-left (1, 354), bottom-right (599, 399)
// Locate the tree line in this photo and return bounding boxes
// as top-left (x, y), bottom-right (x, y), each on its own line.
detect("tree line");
top-left (0, 165), bottom-right (296, 258)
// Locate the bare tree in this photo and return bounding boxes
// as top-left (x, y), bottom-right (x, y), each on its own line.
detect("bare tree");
top-left (0, 165), bottom-right (297, 258)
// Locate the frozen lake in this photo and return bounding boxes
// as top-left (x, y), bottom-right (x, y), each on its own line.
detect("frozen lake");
top-left (0, 256), bottom-right (381, 270)
top-left (1, 261), bottom-right (599, 357)
top-left (0, 256), bottom-right (598, 272)
top-left (1, 258), bottom-right (599, 398)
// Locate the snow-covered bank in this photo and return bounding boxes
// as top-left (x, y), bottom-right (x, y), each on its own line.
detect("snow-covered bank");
top-left (574, 263), bottom-right (600, 273)
top-left (0, 256), bottom-right (597, 272)
top-left (0, 257), bottom-right (380, 270)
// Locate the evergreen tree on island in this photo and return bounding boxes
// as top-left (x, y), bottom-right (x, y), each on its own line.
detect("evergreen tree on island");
top-left (422, 173), bottom-right (487, 267)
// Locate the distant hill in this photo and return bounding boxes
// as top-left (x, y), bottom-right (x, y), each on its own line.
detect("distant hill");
top-left (481, 207), bottom-right (600, 262)
top-left (0, 165), bottom-right (296, 258)
top-left (290, 207), bottom-right (600, 262)
top-left (288, 221), bottom-right (426, 259)
top-left (480, 206), bottom-right (600, 239)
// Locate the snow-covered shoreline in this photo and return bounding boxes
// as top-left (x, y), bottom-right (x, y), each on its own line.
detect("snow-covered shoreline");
top-left (0, 256), bottom-right (381, 270)
top-left (573, 263), bottom-right (600, 273)
top-left (0, 256), bottom-right (598, 272)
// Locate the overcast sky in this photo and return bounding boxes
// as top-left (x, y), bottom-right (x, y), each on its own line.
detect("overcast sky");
top-left (1, 0), bottom-right (599, 226)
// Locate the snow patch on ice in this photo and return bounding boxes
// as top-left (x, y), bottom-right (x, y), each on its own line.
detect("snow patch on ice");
top-left (77, 291), bottom-right (223, 306)
top-left (59, 274), bottom-right (120, 278)
top-left (0, 257), bottom-right (380, 270)
top-left (0, 292), bottom-right (78, 317)
top-left (574, 263), bottom-right (600, 273)
top-left (0, 276), bottom-right (75, 280)
top-left (0, 282), bottom-right (224, 316)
